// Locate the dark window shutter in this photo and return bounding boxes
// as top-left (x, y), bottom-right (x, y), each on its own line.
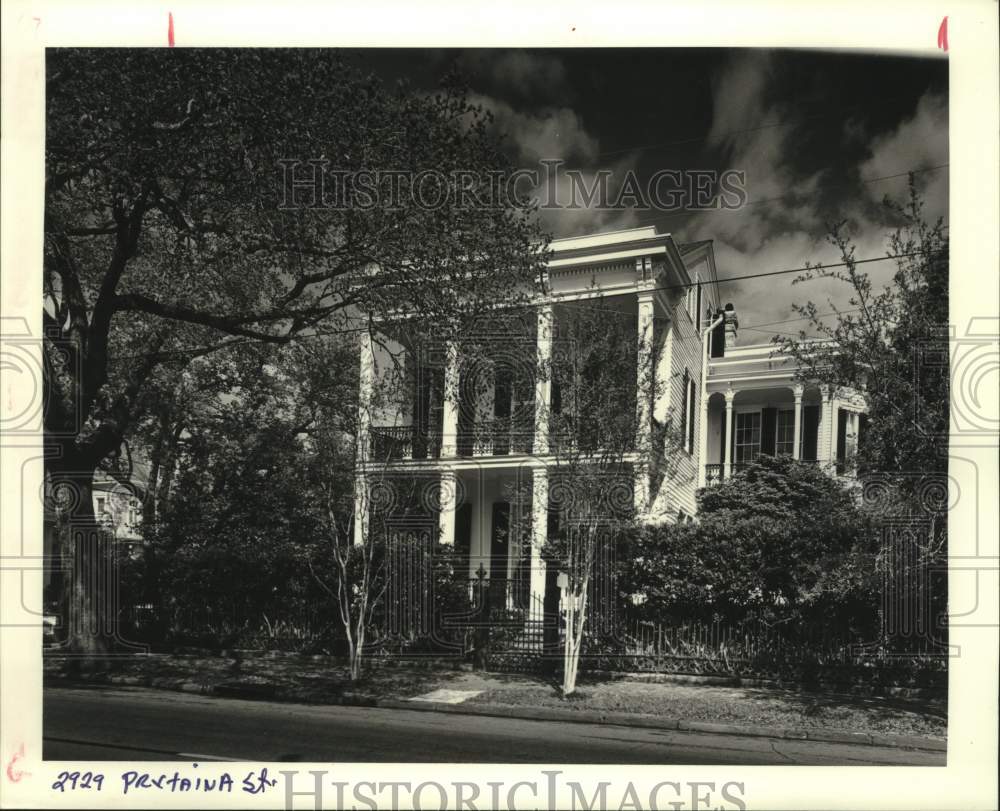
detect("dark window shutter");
top-left (688, 381), bottom-right (696, 452)
top-left (761, 407), bottom-right (777, 456)
top-left (551, 372), bottom-right (562, 415)
top-left (858, 412), bottom-right (869, 449)
top-left (455, 503), bottom-right (472, 559)
top-left (719, 408), bottom-right (727, 464)
top-left (680, 370), bottom-right (689, 444)
top-left (710, 317), bottom-right (726, 358)
top-left (802, 405), bottom-right (820, 461)
top-left (494, 364), bottom-right (512, 419)
top-left (547, 503), bottom-right (561, 541)
top-left (836, 408), bottom-right (848, 472)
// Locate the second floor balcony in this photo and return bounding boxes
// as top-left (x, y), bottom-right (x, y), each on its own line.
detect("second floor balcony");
top-left (369, 417), bottom-right (536, 462)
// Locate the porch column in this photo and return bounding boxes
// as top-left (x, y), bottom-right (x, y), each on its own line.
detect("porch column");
top-left (635, 291), bottom-right (656, 514)
top-left (440, 341), bottom-right (460, 457)
top-left (534, 305), bottom-right (553, 455)
top-left (352, 474), bottom-right (368, 546)
top-left (829, 389), bottom-right (841, 474)
top-left (636, 291), bottom-right (656, 453)
top-left (792, 384), bottom-right (804, 460)
top-left (357, 329), bottom-right (375, 464)
top-left (723, 387), bottom-right (735, 480)
top-left (819, 385), bottom-right (833, 469)
top-left (438, 469), bottom-right (457, 546)
top-left (529, 467), bottom-right (548, 616)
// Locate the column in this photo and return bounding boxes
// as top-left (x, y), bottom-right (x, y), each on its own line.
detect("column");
top-left (636, 292), bottom-right (656, 452)
top-left (437, 469), bottom-right (457, 546)
top-left (352, 474), bottom-right (368, 547)
top-left (529, 467), bottom-right (548, 619)
top-left (819, 385), bottom-right (833, 469)
top-left (440, 341), bottom-right (460, 457)
top-left (830, 391), bottom-right (841, 474)
top-left (792, 384), bottom-right (804, 460)
top-left (357, 329), bottom-right (375, 464)
top-left (634, 292), bottom-right (656, 515)
top-left (534, 305), bottom-right (553, 455)
top-left (723, 387), bottom-right (735, 479)
top-left (354, 330), bottom-right (375, 547)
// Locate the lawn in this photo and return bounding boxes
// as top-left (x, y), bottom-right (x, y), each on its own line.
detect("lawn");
top-left (43, 652), bottom-right (946, 740)
top-left (466, 678), bottom-right (947, 739)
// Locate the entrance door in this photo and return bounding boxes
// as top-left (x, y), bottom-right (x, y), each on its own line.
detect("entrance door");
top-left (488, 501), bottom-right (510, 608)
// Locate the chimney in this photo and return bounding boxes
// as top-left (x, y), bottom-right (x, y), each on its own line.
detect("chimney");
top-left (723, 303), bottom-right (738, 348)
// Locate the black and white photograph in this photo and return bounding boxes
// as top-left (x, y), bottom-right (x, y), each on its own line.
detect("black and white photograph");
top-left (2, 3), bottom-right (998, 809)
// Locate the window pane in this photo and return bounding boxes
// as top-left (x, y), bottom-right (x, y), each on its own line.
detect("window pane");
top-left (776, 409), bottom-right (795, 455)
top-left (735, 412), bottom-right (761, 463)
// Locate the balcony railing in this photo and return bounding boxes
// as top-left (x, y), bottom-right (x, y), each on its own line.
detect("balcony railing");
top-left (371, 421), bottom-right (535, 461)
top-left (457, 418), bottom-right (533, 457)
top-left (369, 425), bottom-right (442, 461)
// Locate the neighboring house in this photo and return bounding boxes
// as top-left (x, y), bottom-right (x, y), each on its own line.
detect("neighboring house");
top-left (42, 467), bottom-right (146, 608)
top-left (354, 225), bottom-right (865, 611)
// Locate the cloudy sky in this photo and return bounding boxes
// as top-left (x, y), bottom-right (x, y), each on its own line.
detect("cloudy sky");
top-left (350, 48), bottom-right (948, 342)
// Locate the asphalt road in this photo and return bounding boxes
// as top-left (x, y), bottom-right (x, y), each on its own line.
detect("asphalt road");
top-left (44, 686), bottom-right (944, 766)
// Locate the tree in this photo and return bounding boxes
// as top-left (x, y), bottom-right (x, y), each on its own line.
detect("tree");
top-left (43, 49), bottom-right (547, 657)
top-left (624, 456), bottom-right (876, 636)
top-left (542, 297), bottom-right (670, 695)
top-left (777, 182), bottom-right (949, 538)
top-left (777, 183), bottom-right (949, 647)
top-left (145, 344), bottom-right (333, 640)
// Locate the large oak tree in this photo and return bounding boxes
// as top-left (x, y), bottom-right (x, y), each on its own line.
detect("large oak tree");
top-left (43, 49), bottom-right (547, 657)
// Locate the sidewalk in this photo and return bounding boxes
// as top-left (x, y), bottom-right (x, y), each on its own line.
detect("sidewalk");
top-left (43, 652), bottom-right (946, 752)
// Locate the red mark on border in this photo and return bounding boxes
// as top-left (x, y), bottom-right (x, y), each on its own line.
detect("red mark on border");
top-left (168, 12), bottom-right (175, 47)
top-left (937, 16), bottom-right (948, 52)
top-left (6, 743), bottom-right (27, 783)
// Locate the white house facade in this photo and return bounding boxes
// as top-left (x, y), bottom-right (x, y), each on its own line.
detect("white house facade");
top-left (353, 225), bottom-right (865, 613)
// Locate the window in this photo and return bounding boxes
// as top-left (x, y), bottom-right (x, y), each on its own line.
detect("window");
top-left (96, 497), bottom-right (106, 515)
top-left (734, 411), bottom-right (761, 463)
top-left (775, 409), bottom-right (796, 456)
top-left (684, 274), bottom-right (700, 323)
top-left (680, 370), bottom-right (695, 453)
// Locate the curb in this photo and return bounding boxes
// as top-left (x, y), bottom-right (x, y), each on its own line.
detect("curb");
top-left (44, 674), bottom-right (946, 754)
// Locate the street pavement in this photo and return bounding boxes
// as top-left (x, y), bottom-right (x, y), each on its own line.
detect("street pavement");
top-left (43, 685), bottom-right (944, 766)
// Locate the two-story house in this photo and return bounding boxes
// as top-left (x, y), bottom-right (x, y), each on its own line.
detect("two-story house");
top-left (353, 225), bottom-right (865, 617)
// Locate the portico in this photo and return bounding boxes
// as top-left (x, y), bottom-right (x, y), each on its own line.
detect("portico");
top-left (701, 342), bottom-right (866, 484)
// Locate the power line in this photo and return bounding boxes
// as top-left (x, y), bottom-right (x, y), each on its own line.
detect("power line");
top-left (628, 164), bottom-right (949, 229)
top-left (111, 251), bottom-right (934, 361)
top-left (554, 251), bottom-right (933, 322)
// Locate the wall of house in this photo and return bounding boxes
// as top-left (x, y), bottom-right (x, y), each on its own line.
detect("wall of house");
top-left (648, 289), bottom-right (704, 522)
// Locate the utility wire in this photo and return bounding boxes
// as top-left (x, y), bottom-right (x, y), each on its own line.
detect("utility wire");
top-left (628, 164), bottom-right (949, 229)
top-left (112, 251), bottom-right (933, 361)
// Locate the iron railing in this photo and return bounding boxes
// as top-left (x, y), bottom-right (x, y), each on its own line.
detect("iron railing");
top-left (457, 418), bottom-right (534, 457)
top-left (369, 426), bottom-right (442, 460)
